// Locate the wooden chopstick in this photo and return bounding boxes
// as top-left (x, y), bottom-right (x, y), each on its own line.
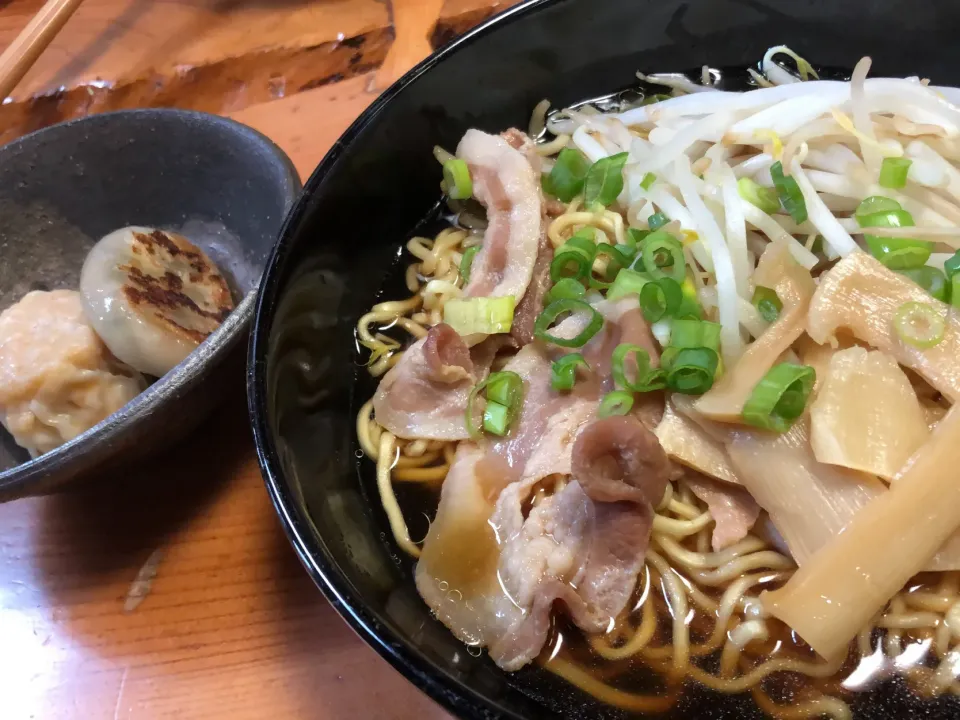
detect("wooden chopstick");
top-left (0, 0), bottom-right (85, 102)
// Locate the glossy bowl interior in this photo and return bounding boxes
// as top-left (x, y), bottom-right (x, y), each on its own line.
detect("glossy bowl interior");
top-left (250, 0), bottom-right (960, 717)
top-left (0, 109), bottom-right (299, 500)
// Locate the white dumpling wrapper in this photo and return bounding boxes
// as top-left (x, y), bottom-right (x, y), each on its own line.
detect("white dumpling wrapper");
top-left (80, 226), bottom-right (234, 377)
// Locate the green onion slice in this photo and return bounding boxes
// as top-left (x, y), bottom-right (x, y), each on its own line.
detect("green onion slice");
top-left (640, 172), bottom-right (657, 190)
top-left (640, 230), bottom-right (686, 283)
top-left (583, 152), bottom-right (629, 206)
top-left (770, 161), bottom-right (808, 224)
top-left (752, 286), bottom-right (783, 323)
top-left (483, 401), bottom-right (510, 436)
top-left (627, 228), bottom-right (650, 248)
top-left (534, 299), bottom-right (604, 348)
top-left (864, 236), bottom-right (933, 270)
top-left (550, 233), bottom-right (598, 283)
top-left (670, 319), bottom-right (721, 352)
top-left (551, 353), bottom-right (590, 391)
top-left (742, 363), bottom-right (816, 432)
top-left (611, 344), bottom-right (663, 392)
top-left (443, 296), bottom-right (515, 336)
top-left (677, 273), bottom-right (703, 320)
top-left (639, 278), bottom-right (683, 322)
top-left (460, 246), bottom-right (480, 283)
top-left (737, 177), bottom-right (781, 214)
top-left (465, 370), bottom-right (524, 439)
top-left (599, 390), bottom-right (635, 418)
top-left (893, 301), bottom-right (946, 349)
top-left (951, 275), bottom-right (960, 310)
top-left (648, 212), bottom-right (670, 231)
top-left (945, 250), bottom-right (960, 279)
top-left (855, 195), bottom-right (902, 217)
top-left (606, 268), bottom-right (650, 301)
top-left (666, 348), bottom-right (719, 395)
top-left (589, 243), bottom-right (634, 289)
top-left (900, 266), bottom-right (948, 302)
top-left (547, 148), bottom-right (591, 202)
top-left (545, 277), bottom-right (586, 306)
top-left (879, 157), bottom-right (912, 189)
top-left (443, 158), bottom-right (473, 200)
top-left (857, 208), bottom-right (915, 230)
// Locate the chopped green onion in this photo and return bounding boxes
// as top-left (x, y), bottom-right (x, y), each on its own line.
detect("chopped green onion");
top-left (627, 228), bottom-right (650, 247)
top-left (551, 353), bottom-right (590, 391)
top-left (857, 209), bottom-right (915, 230)
top-left (465, 370), bottom-right (524, 439)
top-left (648, 212), bottom-right (670, 231)
top-left (951, 275), bottom-right (960, 309)
top-left (742, 363), bottom-right (816, 432)
top-left (611, 344), bottom-right (663, 392)
top-left (879, 157), bottom-right (912, 189)
top-left (640, 172), bottom-right (657, 190)
top-left (864, 236), bottom-right (933, 270)
top-left (545, 277), bottom-right (586, 305)
top-left (443, 159), bottom-right (472, 200)
top-left (589, 243), bottom-right (634, 289)
top-left (534, 299), bottom-right (604, 348)
top-left (640, 230), bottom-right (686, 283)
top-left (606, 268), bottom-right (650, 301)
top-left (546, 148), bottom-right (590, 202)
top-left (669, 319), bottom-right (721, 352)
top-left (583, 152), bottom-right (629, 206)
top-left (614, 243), bottom-right (638, 264)
top-left (486, 371), bottom-right (522, 408)
top-left (483, 401), bottom-right (510, 435)
top-left (770, 161), bottom-right (807, 224)
top-left (855, 195), bottom-right (902, 217)
top-left (599, 390), bottom-right (635, 418)
top-left (752, 286), bottom-right (783, 323)
top-left (677, 273), bottom-right (703, 320)
top-left (900, 266), bottom-right (948, 302)
top-left (550, 252), bottom-right (591, 283)
top-left (666, 348), bottom-right (719, 395)
top-left (639, 278), bottom-right (683, 322)
top-left (460, 246), bottom-right (480, 283)
top-left (443, 296), bottom-right (515, 335)
top-left (894, 301), bottom-right (946, 349)
top-left (550, 233), bottom-right (598, 282)
top-left (945, 250), bottom-right (960, 279)
top-left (855, 203), bottom-right (931, 270)
top-left (737, 177), bottom-right (780, 214)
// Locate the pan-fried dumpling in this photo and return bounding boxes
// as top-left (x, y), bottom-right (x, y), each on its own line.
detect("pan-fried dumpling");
top-left (0, 290), bottom-right (146, 457)
top-left (80, 226), bottom-right (234, 377)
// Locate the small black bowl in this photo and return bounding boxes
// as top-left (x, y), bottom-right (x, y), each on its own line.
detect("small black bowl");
top-left (0, 108), bottom-right (299, 501)
top-left (249, 0), bottom-right (960, 718)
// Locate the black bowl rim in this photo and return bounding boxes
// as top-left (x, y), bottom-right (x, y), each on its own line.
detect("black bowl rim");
top-left (0, 108), bottom-right (301, 498)
top-left (248, 1), bottom-right (556, 718)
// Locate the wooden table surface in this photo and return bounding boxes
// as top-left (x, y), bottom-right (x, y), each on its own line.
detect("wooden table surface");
top-left (0, 1), bottom-right (518, 717)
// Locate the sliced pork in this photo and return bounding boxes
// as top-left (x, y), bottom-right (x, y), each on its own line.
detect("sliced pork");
top-left (373, 324), bottom-right (483, 440)
top-left (510, 230), bottom-right (553, 346)
top-left (458, 130), bottom-right (542, 302)
top-left (684, 472), bottom-right (760, 551)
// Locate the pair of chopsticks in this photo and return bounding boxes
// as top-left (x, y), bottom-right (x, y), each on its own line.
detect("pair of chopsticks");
top-left (0, 0), bottom-right (84, 102)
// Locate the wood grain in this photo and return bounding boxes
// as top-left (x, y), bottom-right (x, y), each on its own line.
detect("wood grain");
top-left (0, 392), bottom-right (453, 720)
top-left (0, 0), bottom-right (518, 145)
top-left (0, 0), bottom-right (84, 100)
top-left (0, 1), bottom-right (524, 717)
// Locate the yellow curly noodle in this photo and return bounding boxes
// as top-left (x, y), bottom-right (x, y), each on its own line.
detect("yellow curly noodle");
top-left (354, 122), bottom-right (960, 716)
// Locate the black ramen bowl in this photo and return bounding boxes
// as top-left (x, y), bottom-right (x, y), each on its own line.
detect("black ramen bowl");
top-left (0, 109), bottom-right (299, 501)
top-left (249, 0), bottom-right (960, 717)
